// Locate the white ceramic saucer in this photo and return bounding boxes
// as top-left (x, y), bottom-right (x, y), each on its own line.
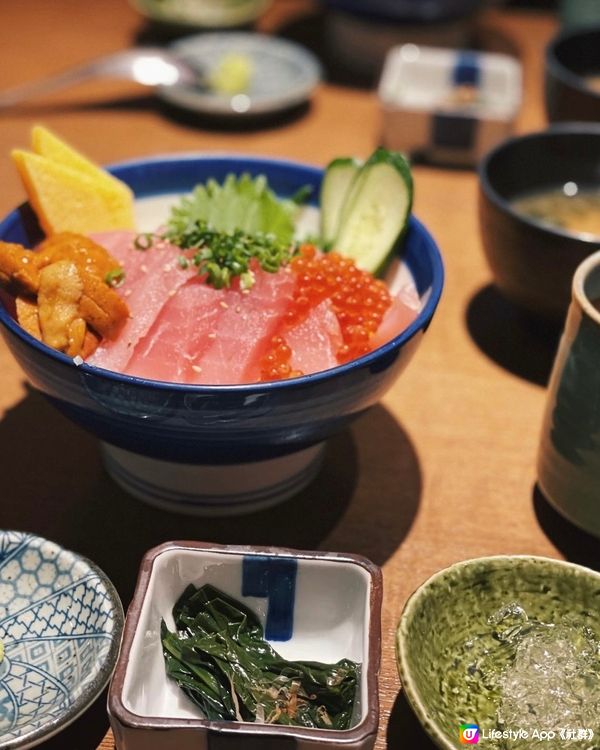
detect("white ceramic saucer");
top-left (158, 32), bottom-right (322, 116)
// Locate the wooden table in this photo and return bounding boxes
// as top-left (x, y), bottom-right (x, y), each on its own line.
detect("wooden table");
top-left (1, 3), bottom-right (597, 748)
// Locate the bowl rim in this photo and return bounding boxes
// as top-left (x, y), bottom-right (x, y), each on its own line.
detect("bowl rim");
top-left (546, 24), bottom-right (600, 102)
top-left (0, 152), bottom-right (445, 394)
top-left (129, 0), bottom-right (273, 28)
top-left (395, 554), bottom-right (600, 750)
top-left (0, 530), bottom-right (124, 750)
top-left (320, 0), bottom-right (483, 24)
top-left (478, 123), bottom-right (600, 246)
top-left (108, 539), bottom-right (382, 742)
top-left (572, 247), bottom-right (600, 326)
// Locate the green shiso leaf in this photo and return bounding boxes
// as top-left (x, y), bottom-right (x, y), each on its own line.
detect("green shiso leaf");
top-left (164, 173), bottom-right (299, 289)
top-left (161, 584), bottom-right (359, 729)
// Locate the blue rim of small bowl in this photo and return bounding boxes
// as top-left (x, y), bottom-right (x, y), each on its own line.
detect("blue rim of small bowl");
top-left (395, 554), bottom-right (600, 750)
top-left (0, 153), bottom-right (445, 394)
top-left (546, 25), bottom-right (600, 101)
top-left (478, 123), bottom-right (600, 245)
top-left (0, 531), bottom-right (124, 750)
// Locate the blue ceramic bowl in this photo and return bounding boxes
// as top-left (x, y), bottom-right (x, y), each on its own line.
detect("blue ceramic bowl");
top-left (0, 155), bottom-right (444, 515)
top-left (0, 530), bottom-right (123, 749)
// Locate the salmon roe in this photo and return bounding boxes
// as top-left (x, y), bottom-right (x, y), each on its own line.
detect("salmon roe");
top-left (259, 245), bottom-right (392, 381)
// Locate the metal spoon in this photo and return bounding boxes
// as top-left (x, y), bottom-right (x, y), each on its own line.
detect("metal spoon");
top-left (0, 48), bottom-right (201, 110)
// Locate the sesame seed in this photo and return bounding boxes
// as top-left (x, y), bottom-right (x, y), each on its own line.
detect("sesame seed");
top-left (235, 305), bottom-right (241, 313)
top-left (242, 289), bottom-right (250, 295)
top-left (168, 289), bottom-right (177, 297)
top-left (208, 332), bottom-right (217, 339)
top-left (124, 289), bottom-right (132, 297)
top-left (191, 365), bottom-right (202, 373)
top-left (163, 263), bottom-right (174, 272)
top-left (219, 301), bottom-right (229, 309)
top-left (21, 258), bottom-right (29, 264)
top-left (141, 264), bottom-right (148, 273)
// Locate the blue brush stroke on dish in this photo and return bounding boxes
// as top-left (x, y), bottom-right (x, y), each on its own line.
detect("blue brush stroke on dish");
top-left (242, 556), bottom-right (297, 641)
top-left (452, 51), bottom-right (480, 87)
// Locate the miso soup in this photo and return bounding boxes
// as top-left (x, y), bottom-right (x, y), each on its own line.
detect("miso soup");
top-left (512, 184), bottom-right (600, 238)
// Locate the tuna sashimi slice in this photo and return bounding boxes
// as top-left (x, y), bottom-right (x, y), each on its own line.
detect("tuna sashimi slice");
top-left (188, 266), bottom-right (296, 385)
top-left (125, 278), bottom-right (224, 382)
top-left (87, 231), bottom-right (196, 372)
top-left (89, 231), bottom-right (157, 293)
top-left (370, 288), bottom-right (420, 350)
top-left (286, 300), bottom-right (343, 376)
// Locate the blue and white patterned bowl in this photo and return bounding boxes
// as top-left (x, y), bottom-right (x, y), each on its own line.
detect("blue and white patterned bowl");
top-left (0, 531), bottom-right (123, 749)
top-left (0, 154), bottom-right (444, 515)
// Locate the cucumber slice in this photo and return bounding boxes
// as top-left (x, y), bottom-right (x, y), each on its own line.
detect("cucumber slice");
top-left (334, 148), bottom-right (413, 275)
top-left (320, 157), bottom-right (361, 247)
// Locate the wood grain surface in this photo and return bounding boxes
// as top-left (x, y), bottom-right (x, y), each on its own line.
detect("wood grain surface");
top-left (1, 3), bottom-right (597, 749)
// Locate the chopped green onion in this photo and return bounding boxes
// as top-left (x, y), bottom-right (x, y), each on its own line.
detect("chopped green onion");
top-left (290, 184), bottom-right (313, 205)
top-left (134, 233), bottom-right (154, 250)
top-left (164, 220), bottom-right (297, 290)
top-left (163, 173), bottom-right (300, 289)
top-left (105, 267), bottom-right (125, 288)
top-left (177, 256), bottom-right (189, 270)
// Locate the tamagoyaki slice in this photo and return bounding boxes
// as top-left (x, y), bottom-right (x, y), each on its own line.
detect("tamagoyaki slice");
top-left (11, 149), bottom-right (135, 235)
top-left (31, 125), bottom-right (131, 196)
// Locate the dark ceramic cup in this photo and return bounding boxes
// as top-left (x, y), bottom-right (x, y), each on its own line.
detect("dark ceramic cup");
top-left (538, 249), bottom-right (600, 538)
top-left (478, 124), bottom-right (600, 320)
top-left (546, 25), bottom-right (600, 123)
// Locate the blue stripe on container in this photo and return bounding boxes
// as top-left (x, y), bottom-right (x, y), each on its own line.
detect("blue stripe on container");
top-left (242, 556), bottom-right (297, 641)
top-left (452, 51), bottom-right (480, 87)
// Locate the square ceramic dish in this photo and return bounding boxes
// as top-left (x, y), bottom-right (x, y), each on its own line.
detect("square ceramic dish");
top-left (108, 541), bottom-right (382, 750)
top-left (378, 44), bottom-right (522, 166)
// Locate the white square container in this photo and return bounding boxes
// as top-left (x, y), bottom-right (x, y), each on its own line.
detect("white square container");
top-left (378, 44), bottom-right (522, 166)
top-left (108, 541), bottom-right (382, 750)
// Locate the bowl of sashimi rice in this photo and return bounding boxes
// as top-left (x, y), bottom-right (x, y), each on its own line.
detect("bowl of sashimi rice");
top-left (0, 128), bottom-right (444, 515)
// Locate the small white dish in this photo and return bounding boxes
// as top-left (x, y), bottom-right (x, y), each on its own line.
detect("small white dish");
top-left (109, 541), bottom-right (382, 750)
top-left (378, 44), bottom-right (522, 166)
top-left (158, 33), bottom-right (322, 116)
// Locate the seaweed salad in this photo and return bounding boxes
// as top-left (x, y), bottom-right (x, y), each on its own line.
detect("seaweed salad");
top-left (161, 584), bottom-right (359, 729)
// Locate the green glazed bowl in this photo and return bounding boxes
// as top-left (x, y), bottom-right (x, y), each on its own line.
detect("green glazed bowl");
top-left (396, 556), bottom-right (600, 750)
